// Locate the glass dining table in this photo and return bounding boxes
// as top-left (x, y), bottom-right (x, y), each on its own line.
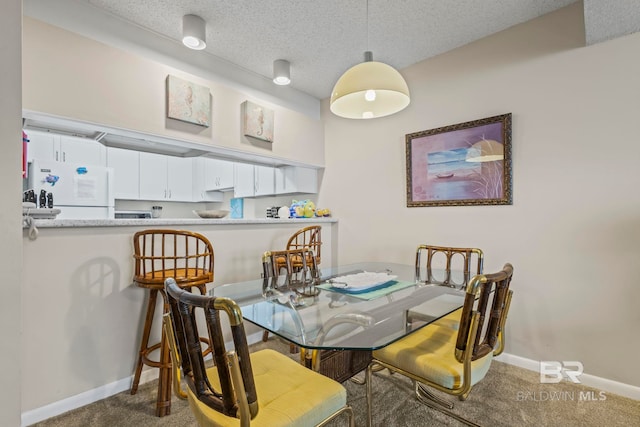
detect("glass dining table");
top-left (210, 262), bottom-right (470, 382)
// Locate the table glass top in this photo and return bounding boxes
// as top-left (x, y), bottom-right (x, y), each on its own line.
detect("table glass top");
top-left (211, 262), bottom-right (470, 351)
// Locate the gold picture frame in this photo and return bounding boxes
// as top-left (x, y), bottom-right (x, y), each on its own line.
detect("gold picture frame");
top-left (406, 113), bottom-right (512, 207)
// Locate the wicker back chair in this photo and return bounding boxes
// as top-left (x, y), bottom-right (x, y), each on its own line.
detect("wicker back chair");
top-left (367, 263), bottom-right (514, 427)
top-left (263, 248), bottom-right (319, 283)
top-left (130, 229), bottom-right (213, 416)
top-left (285, 225), bottom-right (322, 265)
top-left (415, 244), bottom-right (483, 287)
top-left (409, 245), bottom-right (484, 329)
top-left (163, 278), bottom-right (354, 426)
top-left (261, 248), bottom-right (319, 349)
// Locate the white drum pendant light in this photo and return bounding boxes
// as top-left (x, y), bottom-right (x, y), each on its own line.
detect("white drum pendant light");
top-left (330, 51), bottom-right (410, 119)
top-left (182, 14), bottom-right (206, 50)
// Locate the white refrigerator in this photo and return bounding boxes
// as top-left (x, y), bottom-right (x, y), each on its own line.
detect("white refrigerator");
top-left (28, 159), bottom-right (115, 219)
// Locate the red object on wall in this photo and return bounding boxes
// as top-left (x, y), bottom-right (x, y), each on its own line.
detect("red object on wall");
top-left (22, 131), bottom-right (29, 178)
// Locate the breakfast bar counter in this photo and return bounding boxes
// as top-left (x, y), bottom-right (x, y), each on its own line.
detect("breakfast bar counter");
top-left (27, 217), bottom-right (337, 228)
top-left (21, 216), bottom-right (338, 420)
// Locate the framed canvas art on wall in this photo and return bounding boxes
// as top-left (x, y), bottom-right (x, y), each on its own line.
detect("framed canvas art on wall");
top-left (241, 100), bottom-right (274, 142)
top-left (406, 113), bottom-right (512, 207)
top-left (166, 75), bottom-right (211, 127)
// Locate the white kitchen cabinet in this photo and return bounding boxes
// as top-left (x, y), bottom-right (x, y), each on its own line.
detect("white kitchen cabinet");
top-left (204, 158), bottom-right (234, 190)
top-left (192, 158), bottom-right (224, 202)
top-left (233, 163), bottom-right (255, 198)
top-left (139, 152), bottom-right (166, 200)
top-left (167, 156), bottom-right (193, 201)
top-left (275, 166), bottom-right (318, 195)
top-left (255, 165), bottom-right (275, 196)
top-left (25, 130), bottom-right (57, 162)
top-left (26, 130), bottom-right (106, 166)
top-left (139, 152), bottom-right (193, 202)
top-left (106, 147), bottom-right (140, 199)
top-left (59, 135), bottom-right (106, 165)
top-left (234, 163), bottom-right (275, 198)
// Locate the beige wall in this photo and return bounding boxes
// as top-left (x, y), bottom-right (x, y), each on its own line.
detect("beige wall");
top-left (0, 0), bottom-right (23, 425)
top-left (17, 1), bottom-right (640, 420)
top-left (22, 17), bottom-right (325, 167)
top-left (21, 222), bottom-right (335, 413)
top-left (320, 3), bottom-right (640, 388)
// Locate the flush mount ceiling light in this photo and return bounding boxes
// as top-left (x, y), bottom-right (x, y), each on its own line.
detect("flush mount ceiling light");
top-left (273, 59), bottom-right (291, 85)
top-left (330, 1), bottom-right (410, 119)
top-left (182, 14), bottom-right (206, 50)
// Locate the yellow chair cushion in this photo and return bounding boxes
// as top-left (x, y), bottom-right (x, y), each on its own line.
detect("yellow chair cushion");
top-left (188, 349), bottom-right (347, 427)
top-left (407, 308), bottom-right (462, 331)
top-left (431, 308), bottom-right (462, 330)
top-left (373, 323), bottom-right (492, 390)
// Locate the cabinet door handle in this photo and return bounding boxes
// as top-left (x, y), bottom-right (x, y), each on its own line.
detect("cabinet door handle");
top-left (168, 189), bottom-right (172, 199)
top-left (62, 152), bottom-right (66, 162)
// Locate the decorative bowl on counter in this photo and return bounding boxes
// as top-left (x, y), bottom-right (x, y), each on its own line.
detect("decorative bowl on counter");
top-left (193, 209), bottom-right (229, 219)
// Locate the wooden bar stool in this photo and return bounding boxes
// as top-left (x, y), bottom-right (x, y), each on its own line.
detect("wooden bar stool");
top-left (263, 225), bottom-right (322, 344)
top-left (130, 229), bottom-right (214, 417)
top-left (284, 225), bottom-right (322, 266)
top-left (272, 225), bottom-right (322, 279)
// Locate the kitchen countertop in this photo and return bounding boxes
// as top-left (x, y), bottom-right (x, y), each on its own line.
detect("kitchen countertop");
top-left (24, 217), bottom-right (337, 228)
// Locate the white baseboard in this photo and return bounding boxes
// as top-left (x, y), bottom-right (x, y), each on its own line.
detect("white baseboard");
top-left (21, 333), bottom-right (264, 427)
top-left (21, 368), bottom-right (157, 427)
top-left (495, 352), bottom-right (640, 400)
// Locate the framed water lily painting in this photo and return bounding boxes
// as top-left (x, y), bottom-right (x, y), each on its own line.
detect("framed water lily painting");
top-left (406, 113), bottom-right (512, 207)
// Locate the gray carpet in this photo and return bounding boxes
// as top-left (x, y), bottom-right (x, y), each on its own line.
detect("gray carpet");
top-left (33, 339), bottom-right (639, 427)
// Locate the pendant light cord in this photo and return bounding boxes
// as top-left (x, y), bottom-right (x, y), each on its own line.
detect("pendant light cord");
top-left (366, 0), bottom-right (369, 51)
top-left (364, 0), bottom-right (372, 62)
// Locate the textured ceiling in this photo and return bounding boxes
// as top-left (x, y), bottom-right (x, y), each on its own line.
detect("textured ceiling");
top-left (79, 0), bottom-right (578, 99)
top-left (23, 1), bottom-right (640, 104)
